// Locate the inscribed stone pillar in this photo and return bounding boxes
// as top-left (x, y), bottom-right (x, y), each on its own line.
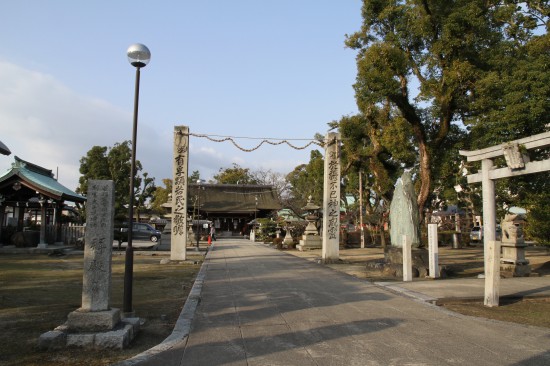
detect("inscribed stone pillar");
top-left (322, 132), bottom-right (340, 263)
top-left (171, 125), bottom-right (189, 261)
top-left (82, 180), bottom-right (115, 311)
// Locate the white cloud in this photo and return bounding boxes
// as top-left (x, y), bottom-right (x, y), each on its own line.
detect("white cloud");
top-left (0, 61), bottom-right (131, 190)
top-left (0, 60), bottom-right (317, 192)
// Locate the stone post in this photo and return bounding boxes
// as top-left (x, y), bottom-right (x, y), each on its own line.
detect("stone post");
top-left (428, 224), bottom-right (439, 278)
top-left (68, 180), bottom-right (120, 331)
top-left (322, 132), bottom-right (341, 263)
top-left (41, 180), bottom-right (140, 349)
top-left (171, 126), bottom-right (189, 261)
top-left (402, 235), bottom-right (412, 282)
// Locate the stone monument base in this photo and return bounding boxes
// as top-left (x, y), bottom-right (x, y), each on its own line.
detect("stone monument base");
top-left (500, 262), bottom-right (531, 277)
top-left (67, 307), bottom-right (121, 332)
top-left (38, 308), bottom-right (140, 350)
top-left (297, 235), bottom-right (322, 251)
top-left (382, 246), bottom-right (430, 278)
top-left (500, 242), bottom-right (531, 277)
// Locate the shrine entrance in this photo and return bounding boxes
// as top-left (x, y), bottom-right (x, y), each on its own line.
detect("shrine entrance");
top-left (169, 125), bottom-right (341, 263)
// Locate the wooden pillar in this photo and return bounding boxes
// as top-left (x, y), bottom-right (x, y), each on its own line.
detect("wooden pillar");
top-left (16, 204), bottom-right (24, 232)
top-left (54, 201), bottom-right (63, 244)
top-left (38, 203), bottom-right (47, 248)
top-left (0, 205), bottom-right (5, 247)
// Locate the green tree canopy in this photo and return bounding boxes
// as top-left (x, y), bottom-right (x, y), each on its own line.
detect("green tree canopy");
top-left (213, 163), bottom-right (258, 184)
top-left (286, 150), bottom-right (325, 213)
top-left (345, 0), bottom-right (549, 218)
top-left (78, 141), bottom-right (154, 220)
top-left (150, 178), bottom-right (172, 215)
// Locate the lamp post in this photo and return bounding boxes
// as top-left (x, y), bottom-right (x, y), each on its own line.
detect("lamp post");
top-left (123, 43), bottom-right (151, 315)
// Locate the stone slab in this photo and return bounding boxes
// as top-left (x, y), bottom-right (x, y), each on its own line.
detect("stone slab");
top-left (95, 324), bottom-right (133, 349)
top-left (67, 307), bottom-right (121, 332)
top-left (38, 330), bottom-right (67, 350)
top-left (297, 235), bottom-right (322, 251)
top-left (67, 333), bottom-right (95, 347)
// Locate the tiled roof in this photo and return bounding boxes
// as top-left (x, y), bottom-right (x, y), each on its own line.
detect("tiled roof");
top-left (0, 156), bottom-right (85, 203)
top-left (188, 184), bottom-right (281, 213)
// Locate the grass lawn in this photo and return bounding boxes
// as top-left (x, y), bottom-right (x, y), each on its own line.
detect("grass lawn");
top-left (0, 251), bottom-right (203, 366)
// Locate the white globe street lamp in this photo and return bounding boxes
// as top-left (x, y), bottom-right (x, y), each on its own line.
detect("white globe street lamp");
top-left (123, 43), bottom-right (151, 315)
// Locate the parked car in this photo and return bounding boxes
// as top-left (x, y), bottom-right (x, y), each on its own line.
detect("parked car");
top-left (114, 223), bottom-right (162, 244)
top-left (469, 225), bottom-right (502, 243)
top-left (470, 226), bottom-right (482, 243)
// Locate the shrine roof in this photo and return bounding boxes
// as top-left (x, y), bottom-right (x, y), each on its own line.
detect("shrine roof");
top-left (0, 156), bottom-right (85, 203)
top-left (187, 183), bottom-right (281, 213)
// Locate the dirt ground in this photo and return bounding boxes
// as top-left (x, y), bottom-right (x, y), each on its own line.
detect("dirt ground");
top-left (0, 251), bottom-right (203, 366)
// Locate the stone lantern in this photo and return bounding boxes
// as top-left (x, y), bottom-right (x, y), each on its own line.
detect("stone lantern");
top-left (500, 214), bottom-right (530, 277)
top-left (297, 196), bottom-right (322, 251)
top-left (282, 220), bottom-right (294, 246)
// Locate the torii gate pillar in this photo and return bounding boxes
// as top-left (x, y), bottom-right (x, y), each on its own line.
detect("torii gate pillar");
top-left (460, 131), bottom-right (550, 307)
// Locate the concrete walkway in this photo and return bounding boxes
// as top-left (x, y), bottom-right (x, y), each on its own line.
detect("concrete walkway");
top-left (121, 239), bottom-right (550, 366)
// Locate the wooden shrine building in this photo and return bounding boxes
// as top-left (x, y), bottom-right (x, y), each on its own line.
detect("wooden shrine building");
top-left (0, 156), bottom-right (86, 247)
top-left (187, 183), bottom-right (281, 236)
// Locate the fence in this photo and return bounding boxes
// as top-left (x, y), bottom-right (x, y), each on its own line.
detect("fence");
top-left (45, 224), bottom-right (86, 246)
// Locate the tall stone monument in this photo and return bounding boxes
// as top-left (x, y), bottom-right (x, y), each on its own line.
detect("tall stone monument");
top-left (389, 171), bottom-right (420, 248)
top-left (38, 180), bottom-right (139, 350)
top-left (69, 180), bottom-right (118, 325)
top-left (385, 171), bottom-right (428, 277)
top-left (171, 125), bottom-right (189, 261)
top-left (322, 132), bottom-right (341, 263)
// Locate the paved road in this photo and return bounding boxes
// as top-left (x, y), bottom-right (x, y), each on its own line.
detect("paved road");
top-left (125, 239), bottom-right (550, 366)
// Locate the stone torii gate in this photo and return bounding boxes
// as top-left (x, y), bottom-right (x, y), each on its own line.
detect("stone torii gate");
top-left (169, 125), bottom-right (342, 263)
top-left (459, 131), bottom-right (550, 307)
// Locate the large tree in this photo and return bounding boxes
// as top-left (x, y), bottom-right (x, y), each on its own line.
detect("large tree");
top-left (213, 163), bottom-right (258, 184)
top-left (286, 150), bottom-right (325, 213)
top-left (78, 141), bottom-right (154, 220)
top-left (346, 0), bottom-right (512, 215)
top-left (150, 178), bottom-right (172, 215)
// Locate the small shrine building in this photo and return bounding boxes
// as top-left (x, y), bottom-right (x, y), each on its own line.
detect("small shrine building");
top-left (0, 156), bottom-right (86, 247)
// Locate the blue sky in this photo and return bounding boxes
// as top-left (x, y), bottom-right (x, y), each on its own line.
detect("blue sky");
top-left (0, 1), bottom-right (361, 191)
